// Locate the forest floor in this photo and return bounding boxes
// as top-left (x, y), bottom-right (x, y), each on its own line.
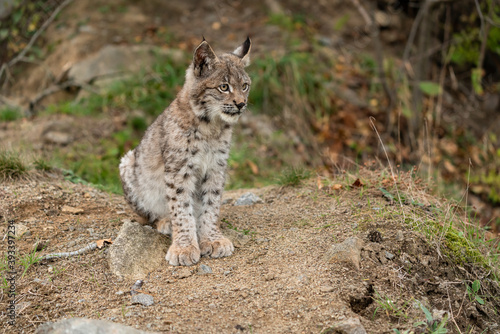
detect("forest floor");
top-left (1, 169), bottom-right (499, 333)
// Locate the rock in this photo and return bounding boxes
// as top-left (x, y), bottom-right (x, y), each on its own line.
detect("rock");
top-left (385, 251), bottom-right (395, 260)
top-left (320, 286), bottom-right (335, 293)
top-left (395, 230), bottom-right (404, 241)
top-left (234, 192), bottom-right (263, 206)
top-left (35, 318), bottom-right (158, 334)
top-left (13, 224), bottom-right (30, 237)
top-left (324, 237), bottom-right (364, 270)
top-left (198, 264), bottom-right (213, 275)
top-left (41, 121), bottom-right (74, 146)
top-left (131, 293), bottom-right (154, 307)
top-left (108, 220), bottom-right (169, 279)
top-left (328, 317), bottom-right (367, 334)
top-left (223, 229), bottom-right (251, 248)
top-left (174, 267), bottom-right (193, 279)
top-left (61, 205), bottom-right (84, 214)
top-left (67, 45), bottom-right (184, 86)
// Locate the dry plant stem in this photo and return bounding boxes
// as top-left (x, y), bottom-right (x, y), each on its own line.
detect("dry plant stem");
top-left (41, 242), bottom-right (97, 260)
top-left (369, 117), bottom-right (405, 215)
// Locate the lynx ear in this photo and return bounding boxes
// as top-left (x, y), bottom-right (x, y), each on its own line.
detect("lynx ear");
top-left (193, 39), bottom-right (218, 77)
top-left (232, 37), bottom-right (251, 67)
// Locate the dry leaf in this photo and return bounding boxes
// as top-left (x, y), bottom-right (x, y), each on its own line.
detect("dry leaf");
top-left (247, 160), bottom-right (259, 175)
top-left (352, 178), bottom-right (364, 187)
top-left (96, 238), bottom-right (113, 249)
top-left (332, 184), bottom-right (343, 190)
top-left (317, 177), bottom-right (324, 190)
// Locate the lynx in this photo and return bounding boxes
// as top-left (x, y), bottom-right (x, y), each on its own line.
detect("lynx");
top-left (119, 38), bottom-right (251, 266)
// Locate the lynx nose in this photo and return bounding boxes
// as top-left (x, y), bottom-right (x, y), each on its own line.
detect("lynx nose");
top-left (234, 101), bottom-right (246, 110)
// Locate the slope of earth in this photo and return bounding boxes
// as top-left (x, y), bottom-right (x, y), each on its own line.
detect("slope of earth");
top-left (1, 172), bottom-right (499, 333)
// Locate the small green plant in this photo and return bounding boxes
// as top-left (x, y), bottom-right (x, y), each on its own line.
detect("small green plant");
top-left (373, 290), bottom-right (410, 320)
top-left (18, 250), bottom-right (43, 278)
top-left (0, 149), bottom-right (28, 180)
top-left (277, 167), bottom-right (311, 187)
top-left (0, 107), bottom-right (22, 121)
top-left (33, 157), bottom-right (52, 171)
top-left (413, 300), bottom-right (448, 334)
top-left (466, 280), bottom-right (485, 305)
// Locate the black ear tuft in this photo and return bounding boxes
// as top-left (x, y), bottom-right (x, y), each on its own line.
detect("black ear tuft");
top-left (193, 40), bottom-right (218, 77)
top-left (233, 37), bottom-right (251, 65)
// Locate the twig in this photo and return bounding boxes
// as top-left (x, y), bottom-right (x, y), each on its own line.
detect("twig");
top-left (41, 242), bottom-right (97, 260)
top-left (7, 0), bottom-right (74, 68)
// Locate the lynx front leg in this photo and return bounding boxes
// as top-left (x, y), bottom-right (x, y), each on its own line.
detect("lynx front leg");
top-left (164, 167), bottom-right (200, 266)
top-left (197, 167), bottom-right (234, 258)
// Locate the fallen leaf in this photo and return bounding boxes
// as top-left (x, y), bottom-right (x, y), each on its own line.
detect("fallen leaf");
top-left (61, 205), bottom-right (84, 214)
top-left (96, 238), bottom-right (113, 249)
top-left (352, 178), bottom-right (364, 187)
top-left (247, 160), bottom-right (259, 175)
top-left (317, 177), bottom-right (324, 190)
top-left (332, 184), bottom-right (343, 190)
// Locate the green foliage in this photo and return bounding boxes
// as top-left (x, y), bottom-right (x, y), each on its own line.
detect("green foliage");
top-left (277, 167), bottom-right (311, 187)
top-left (0, 107), bottom-right (22, 122)
top-left (373, 290), bottom-right (410, 320)
top-left (18, 250), bottom-right (43, 279)
top-left (33, 157), bottom-right (52, 171)
top-left (466, 280), bottom-right (485, 305)
top-left (418, 81), bottom-right (442, 97)
top-left (0, 149), bottom-right (28, 180)
top-left (413, 301), bottom-right (448, 334)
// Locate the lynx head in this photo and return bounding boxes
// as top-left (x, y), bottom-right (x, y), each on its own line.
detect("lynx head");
top-left (186, 37), bottom-right (251, 125)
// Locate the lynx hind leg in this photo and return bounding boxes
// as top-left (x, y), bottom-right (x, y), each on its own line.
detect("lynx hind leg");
top-left (156, 218), bottom-right (172, 235)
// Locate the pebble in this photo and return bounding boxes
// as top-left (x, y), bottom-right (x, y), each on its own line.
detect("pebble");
top-left (175, 268), bottom-right (193, 279)
top-left (234, 192), bottom-right (263, 206)
top-left (320, 286), bottom-right (335, 293)
top-left (61, 205), bottom-right (84, 214)
top-left (208, 303), bottom-right (217, 309)
top-left (115, 291), bottom-right (124, 296)
top-left (131, 293), bottom-right (154, 307)
top-left (385, 251), bottom-right (395, 260)
top-left (198, 264), bottom-right (213, 274)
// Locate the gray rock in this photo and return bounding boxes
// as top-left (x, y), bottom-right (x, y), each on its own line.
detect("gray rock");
top-left (223, 229), bottom-right (251, 248)
top-left (385, 251), bottom-right (395, 260)
top-left (68, 45), bottom-right (184, 86)
top-left (198, 264), bottom-right (213, 275)
top-left (108, 220), bottom-right (169, 279)
top-left (328, 317), bottom-right (367, 334)
top-left (35, 317), bottom-right (158, 333)
top-left (131, 293), bottom-right (154, 307)
top-left (324, 237), bottom-right (363, 270)
top-left (13, 224), bottom-right (30, 238)
top-left (234, 192), bottom-right (263, 206)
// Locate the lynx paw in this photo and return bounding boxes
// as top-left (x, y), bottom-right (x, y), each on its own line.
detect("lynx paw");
top-left (166, 243), bottom-right (200, 266)
top-left (200, 237), bottom-right (234, 258)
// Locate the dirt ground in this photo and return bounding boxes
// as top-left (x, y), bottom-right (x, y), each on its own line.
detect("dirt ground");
top-left (1, 171), bottom-right (499, 333)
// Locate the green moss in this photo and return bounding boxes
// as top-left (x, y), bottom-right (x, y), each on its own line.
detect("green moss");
top-left (444, 229), bottom-right (485, 266)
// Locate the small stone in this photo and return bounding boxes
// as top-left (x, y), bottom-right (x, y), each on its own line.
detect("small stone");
top-left (35, 318), bottom-right (153, 334)
top-left (224, 229), bottom-right (251, 248)
top-left (224, 271), bottom-right (231, 276)
top-left (385, 251), bottom-right (395, 260)
top-left (324, 237), bottom-right (364, 270)
top-left (115, 291), bottom-right (124, 296)
top-left (198, 264), bottom-right (213, 274)
top-left (208, 303), bottom-right (217, 309)
top-left (13, 224), bottom-right (30, 238)
top-left (264, 273), bottom-right (275, 281)
top-left (329, 317), bottom-right (367, 334)
top-left (131, 293), bottom-right (154, 307)
top-left (175, 268), bottom-right (193, 279)
top-left (234, 192), bottom-right (263, 206)
top-left (395, 230), bottom-right (404, 241)
top-left (320, 286), bottom-right (335, 293)
top-left (61, 205), bottom-right (84, 214)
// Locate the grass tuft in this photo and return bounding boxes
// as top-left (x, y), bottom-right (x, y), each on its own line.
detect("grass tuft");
top-left (277, 167), bottom-right (311, 187)
top-left (0, 150), bottom-right (28, 180)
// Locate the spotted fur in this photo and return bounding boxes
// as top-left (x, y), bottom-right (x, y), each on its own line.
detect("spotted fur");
top-left (119, 38), bottom-right (251, 266)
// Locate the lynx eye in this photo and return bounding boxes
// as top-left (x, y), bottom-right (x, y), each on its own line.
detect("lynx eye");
top-left (242, 83), bottom-right (249, 92)
top-left (219, 84), bottom-right (229, 92)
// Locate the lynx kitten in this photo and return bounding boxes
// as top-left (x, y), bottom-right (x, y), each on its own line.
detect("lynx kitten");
top-left (119, 38), bottom-right (251, 266)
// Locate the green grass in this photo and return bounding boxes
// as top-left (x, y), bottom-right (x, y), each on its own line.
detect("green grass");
top-left (277, 167), bottom-right (311, 187)
top-left (0, 150), bottom-right (28, 180)
top-left (0, 107), bottom-right (22, 122)
top-left (18, 250), bottom-right (43, 279)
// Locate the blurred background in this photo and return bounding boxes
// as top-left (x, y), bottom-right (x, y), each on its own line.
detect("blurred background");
top-left (0, 0), bottom-right (499, 232)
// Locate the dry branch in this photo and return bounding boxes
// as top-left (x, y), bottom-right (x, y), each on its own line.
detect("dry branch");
top-left (41, 242), bottom-right (97, 261)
